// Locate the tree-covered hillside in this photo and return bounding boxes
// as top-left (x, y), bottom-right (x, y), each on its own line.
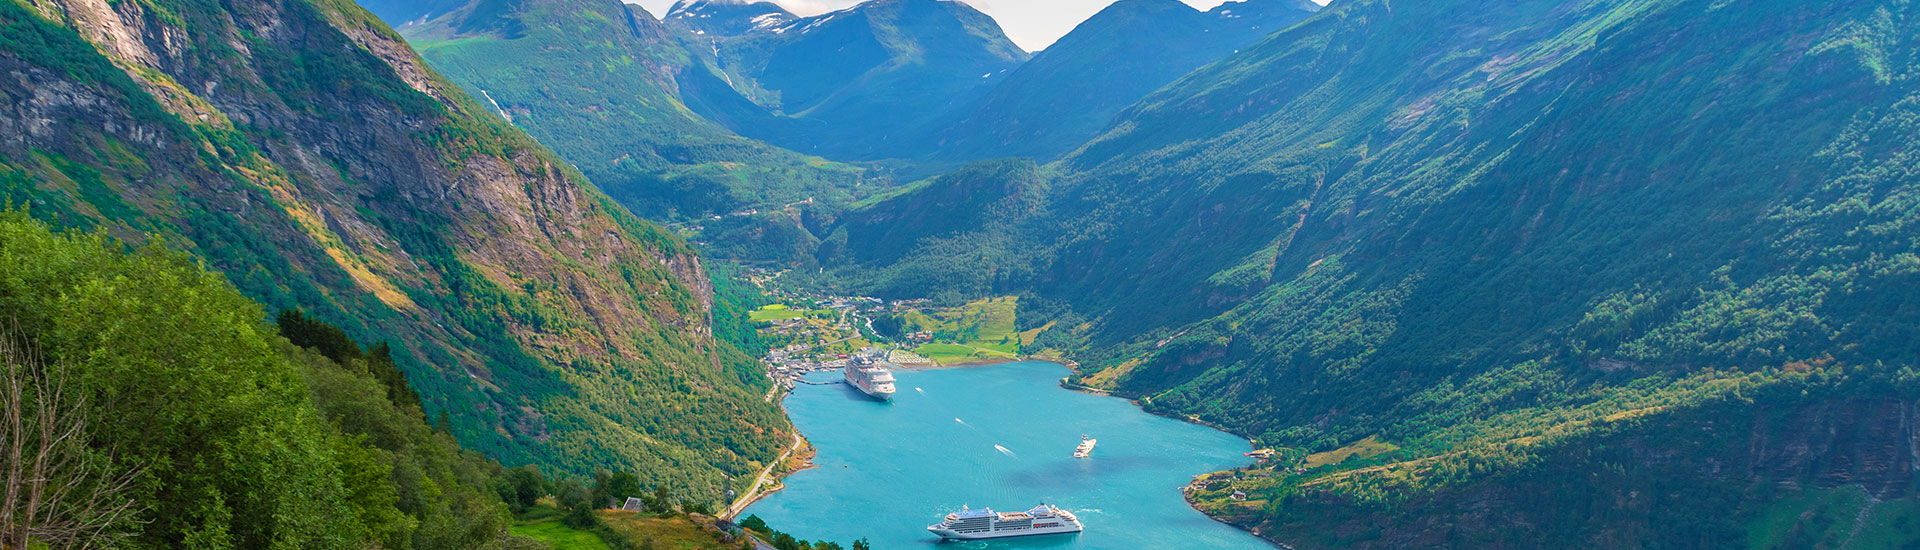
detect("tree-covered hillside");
top-left (0, 0), bottom-right (786, 502)
top-left (815, 159), bottom-right (1049, 301)
top-left (828, 0), bottom-right (1920, 545)
top-left (0, 214), bottom-right (534, 549)
top-left (404, 0), bottom-right (875, 226)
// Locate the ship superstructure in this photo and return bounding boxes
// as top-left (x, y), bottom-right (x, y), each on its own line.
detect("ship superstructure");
top-left (928, 504), bottom-right (1082, 541)
top-left (843, 355), bottom-right (896, 400)
top-left (1074, 434), bottom-right (1097, 458)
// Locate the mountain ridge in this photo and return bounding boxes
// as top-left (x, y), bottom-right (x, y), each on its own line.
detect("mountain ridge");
top-left (666, 0), bottom-right (795, 36)
top-left (818, 0), bottom-right (1920, 545)
top-left (1, 0), bottom-right (787, 499)
top-left (673, 0), bottom-right (1030, 160)
top-left (920, 0), bottom-right (1317, 162)
top-left (403, 0), bottom-right (875, 266)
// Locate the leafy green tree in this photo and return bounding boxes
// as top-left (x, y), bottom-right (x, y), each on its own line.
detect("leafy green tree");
top-left (738, 515), bottom-right (768, 533)
top-left (507, 466), bottom-right (547, 510)
top-left (646, 485), bottom-right (675, 515)
top-left (596, 470), bottom-right (643, 507)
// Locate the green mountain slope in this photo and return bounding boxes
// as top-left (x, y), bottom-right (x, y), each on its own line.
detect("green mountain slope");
top-left (402, 0), bottom-right (872, 229)
top-left (0, 0), bottom-right (787, 501)
top-left (815, 159), bottom-right (1049, 301)
top-left (0, 214), bottom-right (534, 549)
top-left (829, 0), bottom-right (1920, 545)
top-left (924, 0), bottom-right (1318, 163)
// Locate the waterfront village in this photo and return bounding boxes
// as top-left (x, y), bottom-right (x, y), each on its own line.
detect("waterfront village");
top-left (741, 270), bottom-right (1056, 390)
top-left (751, 292), bottom-right (936, 390)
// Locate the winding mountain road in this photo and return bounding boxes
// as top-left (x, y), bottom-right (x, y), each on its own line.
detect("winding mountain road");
top-left (724, 432), bottom-right (804, 520)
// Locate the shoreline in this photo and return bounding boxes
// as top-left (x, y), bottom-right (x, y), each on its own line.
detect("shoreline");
top-left (774, 355), bottom-right (1279, 547)
top-left (894, 350), bottom-right (1078, 370)
top-left (1045, 360), bottom-right (1282, 548)
top-left (1182, 491), bottom-right (1292, 550)
top-left (724, 432), bottom-right (816, 520)
top-left (1182, 492), bottom-right (1290, 546)
top-left (893, 356), bottom-right (1023, 370)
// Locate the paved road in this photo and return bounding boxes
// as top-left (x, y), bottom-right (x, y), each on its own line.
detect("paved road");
top-left (724, 432), bottom-right (804, 519)
top-left (742, 533), bottom-right (776, 550)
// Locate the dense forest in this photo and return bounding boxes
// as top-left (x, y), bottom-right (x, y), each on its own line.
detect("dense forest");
top-left (0, 214), bottom-right (530, 548)
top-left (0, 0), bottom-right (786, 504)
top-left (0, 214), bottom-right (834, 549)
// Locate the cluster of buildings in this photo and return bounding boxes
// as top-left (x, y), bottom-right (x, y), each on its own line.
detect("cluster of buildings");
top-left (763, 347), bottom-right (900, 389)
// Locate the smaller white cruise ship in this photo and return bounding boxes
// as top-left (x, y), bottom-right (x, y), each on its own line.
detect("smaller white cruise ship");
top-left (1074, 434), bottom-right (1097, 458)
top-left (928, 504), bottom-right (1082, 541)
top-left (843, 356), bottom-right (896, 400)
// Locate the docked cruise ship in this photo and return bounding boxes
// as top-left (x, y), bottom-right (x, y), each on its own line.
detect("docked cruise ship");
top-left (928, 504), bottom-right (1082, 541)
top-left (843, 356), bottom-right (896, 400)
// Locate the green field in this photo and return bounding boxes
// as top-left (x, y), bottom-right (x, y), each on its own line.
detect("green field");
top-left (510, 506), bottom-right (734, 550)
top-left (902, 297), bottom-right (1037, 364)
top-left (601, 511), bottom-right (734, 550)
top-left (912, 342), bottom-right (1018, 364)
top-left (750, 304), bottom-right (830, 322)
top-left (510, 508), bottom-right (614, 550)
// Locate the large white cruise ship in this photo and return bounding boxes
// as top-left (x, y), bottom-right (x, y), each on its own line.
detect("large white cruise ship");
top-left (843, 356), bottom-right (895, 400)
top-left (927, 504), bottom-right (1083, 541)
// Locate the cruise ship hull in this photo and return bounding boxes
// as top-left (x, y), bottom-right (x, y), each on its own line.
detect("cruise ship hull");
top-left (929, 525), bottom-right (1082, 541)
top-left (850, 380), bottom-right (894, 400)
top-left (928, 504), bottom-right (1083, 541)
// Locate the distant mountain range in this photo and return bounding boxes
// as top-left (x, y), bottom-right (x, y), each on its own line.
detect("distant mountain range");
top-left (922, 0), bottom-right (1318, 162)
top-left (353, 0), bottom-right (1324, 271)
top-left (669, 0), bottom-right (1032, 159)
top-left (404, 0), bottom-right (871, 244)
top-left (374, 0), bottom-right (1319, 173)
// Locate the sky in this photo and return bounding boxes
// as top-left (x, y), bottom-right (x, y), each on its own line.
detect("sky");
top-left (626, 0), bottom-right (1322, 52)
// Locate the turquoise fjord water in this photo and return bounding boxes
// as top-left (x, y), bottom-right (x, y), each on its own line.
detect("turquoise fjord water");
top-left (743, 361), bottom-right (1274, 549)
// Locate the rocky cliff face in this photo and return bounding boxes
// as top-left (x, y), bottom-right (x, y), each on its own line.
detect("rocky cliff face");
top-left (0, 0), bottom-right (787, 494)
